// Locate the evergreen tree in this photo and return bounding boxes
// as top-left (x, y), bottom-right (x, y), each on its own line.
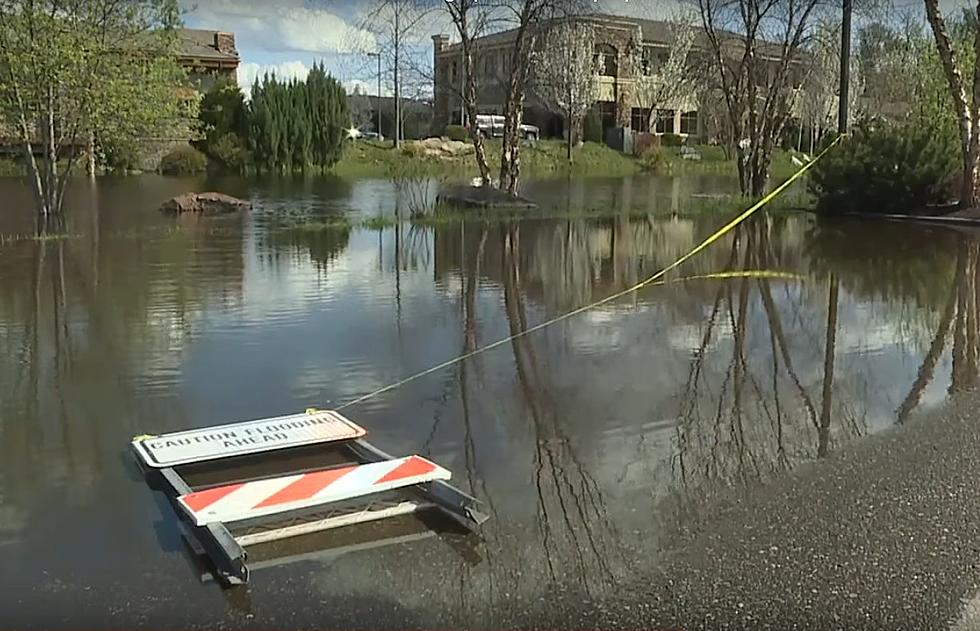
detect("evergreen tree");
top-left (246, 65), bottom-right (349, 173)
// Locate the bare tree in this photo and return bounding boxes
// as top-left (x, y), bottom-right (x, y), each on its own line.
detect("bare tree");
top-left (628, 13), bottom-right (700, 135)
top-left (924, 0), bottom-right (980, 209)
top-left (695, 0), bottom-right (828, 196)
top-left (531, 20), bottom-right (601, 161)
top-left (358, 0), bottom-right (435, 148)
top-left (443, 0), bottom-right (495, 185)
top-left (798, 20), bottom-right (861, 153)
top-left (494, 0), bottom-right (588, 194)
top-left (348, 85), bottom-right (375, 132)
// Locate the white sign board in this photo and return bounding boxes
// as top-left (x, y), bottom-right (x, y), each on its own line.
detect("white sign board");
top-left (132, 410), bottom-right (366, 468)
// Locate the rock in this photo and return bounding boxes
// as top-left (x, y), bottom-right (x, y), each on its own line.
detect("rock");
top-left (438, 184), bottom-right (537, 209)
top-left (159, 192), bottom-right (250, 215)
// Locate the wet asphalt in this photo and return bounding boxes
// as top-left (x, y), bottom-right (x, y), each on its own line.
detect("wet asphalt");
top-left (203, 396), bottom-right (980, 631)
top-left (597, 396), bottom-right (980, 631)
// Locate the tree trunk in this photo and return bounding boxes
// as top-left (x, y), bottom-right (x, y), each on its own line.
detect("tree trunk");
top-left (394, 6), bottom-right (401, 150)
top-left (87, 129), bottom-right (96, 178)
top-left (566, 109), bottom-right (573, 162)
top-left (460, 32), bottom-right (492, 184)
top-left (500, 88), bottom-right (524, 195)
top-left (925, 0), bottom-right (978, 209)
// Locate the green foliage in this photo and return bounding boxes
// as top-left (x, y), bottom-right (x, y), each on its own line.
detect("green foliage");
top-left (198, 79), bottom-right (248, 171)
top-left (200, 79), bottom-right (248, 141)
top-left (248, 63), bottom-right (349, 173)
top-left (583, 110), bottom-right (603, 143)
top-left (810, 120), bottom-right (956, 214)
top-left (639, 145), bottom-right (672, 175)
top-left (208, 133), bottom-right (251, 172)
top-left (101, 138), bottom-right (142, 172)
top-left (444, 125), bottom-right (469, 142)
top-left (159, 146), bottom-right (208, 175)
top-left (660, 133), bottom-right (684, 147)
top-left (0, 0), bottom-right (193, 214)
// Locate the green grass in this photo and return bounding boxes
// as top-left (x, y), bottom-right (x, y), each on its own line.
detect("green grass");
top-left (335, 138), bottom-right (804, 182)
top-left (361, 215), bottom-right (399, 230)
top-left (334, 138), bottom-right (642, 179)
top-left (262, 188), bottom-right (813, 242)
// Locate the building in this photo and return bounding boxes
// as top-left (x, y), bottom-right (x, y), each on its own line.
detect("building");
top-left (177, 29), bottom-right (241, 91)
top-left (432, 14), bottom-right (804, 143)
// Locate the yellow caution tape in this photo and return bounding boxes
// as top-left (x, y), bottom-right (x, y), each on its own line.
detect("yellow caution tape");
top-left (132, 434), bottom-right (157, 442)
top-left (305, 407), bottom-right (319, 415)
top-left (335, 137), bottom-right (841, 411)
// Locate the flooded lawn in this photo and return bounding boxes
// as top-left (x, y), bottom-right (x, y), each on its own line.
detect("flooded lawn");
top-left (0, 174), bottom-right (978, 628)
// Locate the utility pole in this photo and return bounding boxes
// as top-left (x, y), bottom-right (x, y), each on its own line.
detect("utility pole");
top-left (838, 0), bottom-right (852, 134)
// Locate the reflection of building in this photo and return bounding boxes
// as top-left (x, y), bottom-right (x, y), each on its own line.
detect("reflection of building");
top-left (432, 14), bottom-right (805, 142)
top-left (177, 29), bottom-right (241, 92)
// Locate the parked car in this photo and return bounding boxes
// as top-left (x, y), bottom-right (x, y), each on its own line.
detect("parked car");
top-left (347, 128), bottom-right (384, 141)
top-left (474, 114), bottom-right (539, 141)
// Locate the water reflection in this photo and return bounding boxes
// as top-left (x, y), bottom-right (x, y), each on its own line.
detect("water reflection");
top-left (1, 176), bottom-right (979, 624)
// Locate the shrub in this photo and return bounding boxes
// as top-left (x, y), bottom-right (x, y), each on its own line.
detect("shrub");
top-left (401, 141), bottom-right (427, 158)
top-left (809, 119), bottom-right (956, 215)
top-left (208, 133), bottom-right (251, 172)
top-left (697, 144), bottom-right (728, 162)
top-left (159, 146), bottom-right (208, 175)
top-left (633, 132), bottom-right (659, 157)
top-left (639, 145), bottom-right (672, 175)
top-left (101, 139), bottom-right (142, 172)
top-left (660, 133), bottom-right (684, 147)
top-left (444, 125), bottom-right (469, 142)
top-left (583, 110), bottom-right (603, 143)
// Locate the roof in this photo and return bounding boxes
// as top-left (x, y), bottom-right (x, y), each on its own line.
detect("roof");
top-left (178, 28), bottom-right (239, 63)
top-left (435, 12), bottom-right (790, 59)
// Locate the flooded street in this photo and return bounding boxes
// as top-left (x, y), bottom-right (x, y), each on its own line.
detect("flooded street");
top-left (2, 174), bottom-right (980, 629)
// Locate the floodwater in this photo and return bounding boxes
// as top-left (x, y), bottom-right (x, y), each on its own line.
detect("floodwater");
top-left (1, 173), bottom-right (979, 628)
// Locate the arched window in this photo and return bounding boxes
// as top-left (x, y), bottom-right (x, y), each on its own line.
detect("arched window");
top-left (594, 43), bottom-right (618, 77)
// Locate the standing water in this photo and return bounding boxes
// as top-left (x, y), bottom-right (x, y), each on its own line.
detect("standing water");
top-left (0, 174), bottom-right (976, 628)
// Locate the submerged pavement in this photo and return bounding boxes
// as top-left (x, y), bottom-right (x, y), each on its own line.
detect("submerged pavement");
top-left (606, 394), bottom-right (980, 631)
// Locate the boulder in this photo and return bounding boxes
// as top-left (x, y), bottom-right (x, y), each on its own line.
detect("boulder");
top-left (159, 192), bottom-right (250, 215)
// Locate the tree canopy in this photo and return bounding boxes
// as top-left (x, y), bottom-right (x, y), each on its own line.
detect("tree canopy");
top-left (248, 63), bottom-right (350, 173)
top-left (0, 0), bottom-right (192, 217)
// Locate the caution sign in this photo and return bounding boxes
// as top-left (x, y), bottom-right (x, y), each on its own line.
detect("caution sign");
top-left (132, 410), bottom-right (367, 468)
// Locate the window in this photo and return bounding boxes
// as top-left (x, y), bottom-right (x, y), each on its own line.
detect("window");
top-left (594, 43), bottom-right (618, 77)
top-left (680, 111), bottom-right (698, 135)
top-left (483, 55), bottom-right (492, 77)
top-left (655, 109), bottom-right (675, 134)
top-left (631, 107), bottom-right (651, 132)
top-left (451, 60), bottom-right (458, 84)
top-left (641, 47), bottom-right (667, 75)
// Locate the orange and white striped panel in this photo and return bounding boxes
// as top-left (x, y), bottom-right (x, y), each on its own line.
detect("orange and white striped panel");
top-left (177, 455), bottom-right (451, 526)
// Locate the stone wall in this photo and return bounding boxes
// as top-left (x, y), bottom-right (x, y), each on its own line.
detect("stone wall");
top-left (137, 139), bottom-right (194, 172)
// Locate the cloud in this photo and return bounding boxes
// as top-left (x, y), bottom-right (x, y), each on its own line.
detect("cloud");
top-left (237, 61), bottom-right (311, 96)
top-left (182, 0), bottom-right (377, 55)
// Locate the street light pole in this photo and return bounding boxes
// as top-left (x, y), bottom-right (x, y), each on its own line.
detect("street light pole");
top-left (838, 0), bottom-right (852, 135)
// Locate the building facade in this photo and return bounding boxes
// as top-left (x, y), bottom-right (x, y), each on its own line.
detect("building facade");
top-left (432, 14), bottom-right (704, 141)
top-left (432, 14), bottom-right (809, 144)
top-left (177, 29), bottom-right (241, 91)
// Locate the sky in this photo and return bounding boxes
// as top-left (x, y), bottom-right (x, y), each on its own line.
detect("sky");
top-left (180, 0), bottom-right (974, 98)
